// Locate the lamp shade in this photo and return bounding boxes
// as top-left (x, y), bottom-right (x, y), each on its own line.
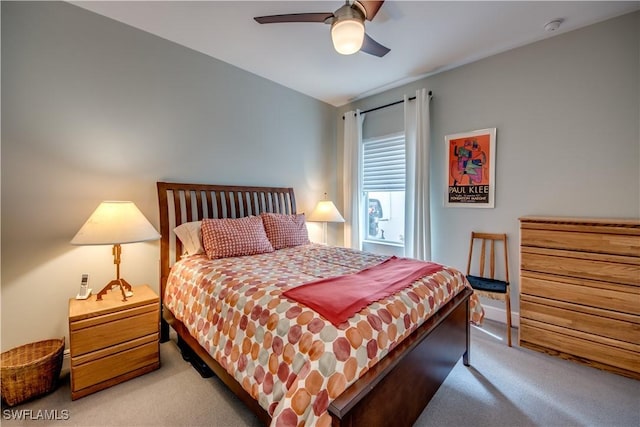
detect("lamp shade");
top-left (307, 200), bottom-right (345, 223)
top-left (71, 201), bottom-right (160, 245)
top-left (331, 18), bottom-right (365, 55)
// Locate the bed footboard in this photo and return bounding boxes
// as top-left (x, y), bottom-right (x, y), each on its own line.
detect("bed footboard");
top-left (329, 287), bottom-right (472, 426)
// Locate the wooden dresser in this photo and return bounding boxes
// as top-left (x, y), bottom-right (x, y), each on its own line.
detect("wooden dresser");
top-left (69, 284), bottom-right (160, 399)
top-left (518, 216), bottom-right (640, 379)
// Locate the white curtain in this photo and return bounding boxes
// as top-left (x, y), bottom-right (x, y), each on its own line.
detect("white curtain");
top-left (343, 110), bottom-right (365, 249)
top-left (404, 89), bottom-right (432, 260)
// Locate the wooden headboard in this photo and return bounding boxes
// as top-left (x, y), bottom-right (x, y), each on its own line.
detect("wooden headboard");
top-left (156, 182), bottom-right (296, 313)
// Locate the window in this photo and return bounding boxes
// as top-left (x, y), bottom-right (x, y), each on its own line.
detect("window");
top-left (362, 133), bottom-right (405, 245)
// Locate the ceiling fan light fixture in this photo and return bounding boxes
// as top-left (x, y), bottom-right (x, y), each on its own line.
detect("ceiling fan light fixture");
top-left (331, 18), bottom-right (365, 55)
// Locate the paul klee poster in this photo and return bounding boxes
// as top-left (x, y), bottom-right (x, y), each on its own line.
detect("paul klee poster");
top-left (445, 128), bottom-right (496, 208)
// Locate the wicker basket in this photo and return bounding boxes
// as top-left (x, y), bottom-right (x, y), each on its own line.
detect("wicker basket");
top-left (1, 338), bottom-right (65, 406)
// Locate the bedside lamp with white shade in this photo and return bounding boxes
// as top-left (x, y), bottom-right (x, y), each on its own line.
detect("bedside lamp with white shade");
top-left (306, 194), bottom-right (345, 245)
top-left (71, 201), bottom-right (161, 302)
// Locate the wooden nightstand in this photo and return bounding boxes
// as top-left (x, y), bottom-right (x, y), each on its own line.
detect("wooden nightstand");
top-left (68, 284), bottom-right (160, 400)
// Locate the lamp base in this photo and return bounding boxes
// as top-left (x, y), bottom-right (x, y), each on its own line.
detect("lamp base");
top-left (96, 278), bottom-right (134, 302)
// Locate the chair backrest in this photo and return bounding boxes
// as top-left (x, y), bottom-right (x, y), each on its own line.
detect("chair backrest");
top-left (466, 232), bottom-right (509, 283)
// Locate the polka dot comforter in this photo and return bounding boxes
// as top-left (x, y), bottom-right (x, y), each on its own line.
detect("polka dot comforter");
top-left (165, 244), bottom-right (484, 427)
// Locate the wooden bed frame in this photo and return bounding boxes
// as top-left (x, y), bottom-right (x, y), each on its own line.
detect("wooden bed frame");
top-left (157, 181), bottom-right (472, 426)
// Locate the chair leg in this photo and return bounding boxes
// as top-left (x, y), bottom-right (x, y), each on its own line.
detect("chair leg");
top-left (505, 290), bottom-right (512, 347)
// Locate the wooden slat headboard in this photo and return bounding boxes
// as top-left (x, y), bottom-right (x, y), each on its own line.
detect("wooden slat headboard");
top-left (156, 182), bottom-right (296, 313)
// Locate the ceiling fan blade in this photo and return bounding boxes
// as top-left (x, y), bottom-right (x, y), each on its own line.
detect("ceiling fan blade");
top-left (361, 33), bottom-right (390, 57)
top-left (254, 13), bottom-right (334, 24)
top-left (357, 1), bottom-right (384, 21)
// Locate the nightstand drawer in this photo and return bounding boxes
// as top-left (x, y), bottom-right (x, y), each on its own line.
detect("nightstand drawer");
top-left (70, 309), bottom-right (158, 356)
top-left (71, 340), bottom-right (159, 391)
top-left (69, 284), bottom-right (160, 399)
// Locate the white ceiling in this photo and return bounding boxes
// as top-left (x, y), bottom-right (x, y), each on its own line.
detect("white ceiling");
top-left (71, 1), bottom-right (639, 106)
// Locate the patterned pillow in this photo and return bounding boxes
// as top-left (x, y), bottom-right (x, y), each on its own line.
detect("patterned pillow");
top-left (201, 216), bottom-right (274, 259)
top-left (261, 213), bottom-right (310, 250)
top-left (173, 221), bottom-right (204, 256)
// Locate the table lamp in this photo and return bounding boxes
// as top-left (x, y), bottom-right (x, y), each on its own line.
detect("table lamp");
top-left (307, 193), bottom-right (345, 245)
top-left (71, 201), bottom-right (160, 302)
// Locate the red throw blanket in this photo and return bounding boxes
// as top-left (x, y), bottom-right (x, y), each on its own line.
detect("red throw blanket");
top-left (283, 256), bottom-right (444, 326)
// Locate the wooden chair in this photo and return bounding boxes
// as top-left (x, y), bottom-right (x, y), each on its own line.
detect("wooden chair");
top-left (466, 232), bottom-right (512, 346)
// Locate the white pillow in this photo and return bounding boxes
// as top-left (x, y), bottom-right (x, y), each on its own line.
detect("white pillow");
top-left (173, 221), bottom-right (204, 255)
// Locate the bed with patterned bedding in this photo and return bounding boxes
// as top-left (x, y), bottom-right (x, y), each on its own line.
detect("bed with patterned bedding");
top-left (165, 244), bottom-right (483, 426)
top-left (157, 182), bottom-right (482, 427)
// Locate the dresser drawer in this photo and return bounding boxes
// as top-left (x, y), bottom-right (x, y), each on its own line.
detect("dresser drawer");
top-left (70, 309), bottom-right (158, 356)
top-left (520, 275), bottom-right (640, 315)
top-left (71, 339), bottom-right (159, 392)
top-left (521, 228), bottom-right (640, 257)
top-left (520, 320), bottom-right (639, 377)
top-left (521, 248), bottom-right (640, 286)
top-left (520, 296), bottom-right (639, 344)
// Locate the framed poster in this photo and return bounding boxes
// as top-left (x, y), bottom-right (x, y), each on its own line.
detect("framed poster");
top-left (445, 128), bottom-right (496, 208)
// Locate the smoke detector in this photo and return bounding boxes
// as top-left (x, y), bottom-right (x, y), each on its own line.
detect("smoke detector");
top-left (544, 19), bottom-right (563, 32)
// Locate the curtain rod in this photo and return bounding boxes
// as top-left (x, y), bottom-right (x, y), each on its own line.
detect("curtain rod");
top-left (342, 90), bottom-right (432, 119)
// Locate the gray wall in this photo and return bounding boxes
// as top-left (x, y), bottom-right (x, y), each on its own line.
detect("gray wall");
top-left (2, 2), bottom-right (638, 348)
top-left (1, 1), bottom-right (336, 350)
top-left (338, 11), bottom-right (640, 320)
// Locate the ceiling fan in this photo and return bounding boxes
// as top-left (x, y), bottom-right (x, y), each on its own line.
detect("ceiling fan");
top-left (254, 1), bottom-right (390, 57)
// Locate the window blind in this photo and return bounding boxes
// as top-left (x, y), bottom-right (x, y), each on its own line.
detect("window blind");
top-left (363, 134), bottom-right (406, 191)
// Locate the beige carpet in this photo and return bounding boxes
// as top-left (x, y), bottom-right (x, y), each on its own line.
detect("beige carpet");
top-left (2, 320), bottom-right (638, 426)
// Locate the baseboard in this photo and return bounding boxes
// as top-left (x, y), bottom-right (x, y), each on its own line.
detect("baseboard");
top-left (482, 304), bottom-right (520, 327)
top-left (62, 349), bottom-right (71, 374)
